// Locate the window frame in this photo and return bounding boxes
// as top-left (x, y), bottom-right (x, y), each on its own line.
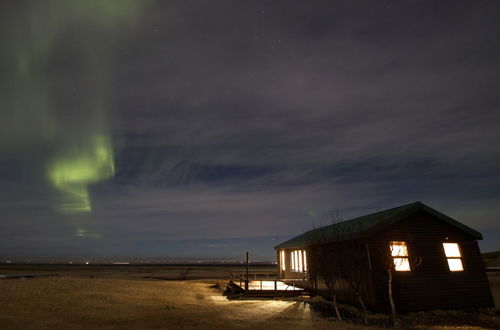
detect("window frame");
top-left (390, 241), bottom-right (411, 272)
top-left (443, 242), bottom-right (464, 272)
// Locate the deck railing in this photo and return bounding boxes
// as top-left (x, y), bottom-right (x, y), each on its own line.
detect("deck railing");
top-left (231, 274), bottom-right (303, 292)
top-left (231, 272), bottom-right (277, 281)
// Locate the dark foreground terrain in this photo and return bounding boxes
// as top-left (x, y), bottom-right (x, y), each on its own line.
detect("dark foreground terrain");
top-left (0, 264), bottom-right (499, 329)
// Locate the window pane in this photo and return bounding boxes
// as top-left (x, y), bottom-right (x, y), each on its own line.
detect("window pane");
top-left (443, 243), bottom-right (461, 257)
top-left (447, 258), bottom-right (464, 271)
top-left (303, 250), bottom-right (307, 272)
top-left (298, 250), bottom-right (303, 272)
top-left (390, 241), bottom-right (409, 256)
top-left (290, 251), bottom-right (294, 270)
top-left (393, 257), bottom-right (411, 271)
top-left (281, 250), bottom-right (285, 271)
top-left (295, 251), bottom-right (299, 271)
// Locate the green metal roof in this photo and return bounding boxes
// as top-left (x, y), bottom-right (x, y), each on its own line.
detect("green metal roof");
top-left (275, 201), bottom-right (483, 250)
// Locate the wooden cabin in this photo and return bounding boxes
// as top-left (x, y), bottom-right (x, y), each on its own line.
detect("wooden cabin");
top-left (275, 202), bottom-right (494, 312)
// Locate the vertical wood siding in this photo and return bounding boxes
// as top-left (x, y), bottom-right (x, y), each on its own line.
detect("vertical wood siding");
top-left (369, 211), bottom-right (494, 312)
top-left (278, 210), bottom-right (494, 312)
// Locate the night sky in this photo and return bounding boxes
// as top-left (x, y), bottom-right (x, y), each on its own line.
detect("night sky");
top-left (1, 0), bottom-right (499, 262)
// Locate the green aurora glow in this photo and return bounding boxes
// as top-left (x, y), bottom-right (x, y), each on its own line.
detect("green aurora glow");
top-left (0, 1), bottom-right (151, 214)
top-left (48, 135), bottom-right (115, 212)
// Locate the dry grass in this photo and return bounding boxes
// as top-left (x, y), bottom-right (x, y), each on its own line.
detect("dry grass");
top-left (0, 276), bottom-right (366, 330)
top-left (307, 296), bottom-right (500, 329)
top-left (0, 264), bottom-right (276, 280)
top-left (482, 251), bottom-right (500, 267)
top-left (1, 266), bottom-right (499, 329)
top-left (488, 272), bottom-right (500, 309)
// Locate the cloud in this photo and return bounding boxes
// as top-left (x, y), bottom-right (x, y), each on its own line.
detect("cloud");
top-left (1, 0), bottom-right (500, 259)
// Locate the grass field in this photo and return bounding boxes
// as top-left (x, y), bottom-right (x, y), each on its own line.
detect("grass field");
top-left (0, 264), bottom-right (499, 329)
top-left (489, 271), bottom-right (500, 309)
top-left (482, 251), bottom-right (500, 267)
top-left (0, 265), bottom-right (349, 330)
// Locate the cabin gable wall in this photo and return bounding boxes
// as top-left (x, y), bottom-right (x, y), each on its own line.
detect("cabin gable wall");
top-left (368, 211), bottom-right (494, 312)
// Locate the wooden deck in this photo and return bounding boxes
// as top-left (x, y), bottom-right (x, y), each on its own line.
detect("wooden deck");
top-left (226, 278), bottom-right (308, 298)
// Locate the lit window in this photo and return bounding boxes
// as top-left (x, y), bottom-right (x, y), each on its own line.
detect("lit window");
top-left (280, 250), bottom-right (285, 271)
top-left (294, 251), bottom-right (299, 271)
top-left (290, 250), bottom-right (307, 272)
top-left (443, 243), bottom-right (463, 271)
top-left (390, 241), bottom-right (411, 271)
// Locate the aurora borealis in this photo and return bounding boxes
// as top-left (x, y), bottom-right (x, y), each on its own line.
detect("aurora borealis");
top-left (48, 134), bottom-right (115, 212)
top-left (1, 1), bottom-right (500, 262)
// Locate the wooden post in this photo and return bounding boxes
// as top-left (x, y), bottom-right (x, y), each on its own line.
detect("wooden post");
top-left (245, 252), bottom-right (249, 291)
top-left (274, 280), bottom-right (277, 291)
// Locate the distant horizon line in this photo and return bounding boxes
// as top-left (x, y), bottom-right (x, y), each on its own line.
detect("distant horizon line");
top-left (0, 261), bottom-right (277, 266)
